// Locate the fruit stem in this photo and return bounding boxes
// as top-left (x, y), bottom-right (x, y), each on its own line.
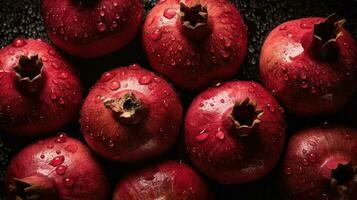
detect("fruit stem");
top-left (229, 97), bottom-right (264, 137)
top-left (320, 155), bottom-right (357, 198)
top-left (13, 55), bottom-right (44, 93)
top-left (8, 175), bottom-right (58, 200)
top-left (179, 1), bottom-right (209, 40)
top-left (309, 14), bottom-right (345, 61)
top-left (104, 92), bottom-right (148, 125)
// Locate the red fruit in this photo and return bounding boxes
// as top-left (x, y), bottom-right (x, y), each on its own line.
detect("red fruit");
top-left (113, 160), bottom-right (212, 200)
top-left (260, 15), bottom-right (357, 116)
top-left (42, 0), bottom-right (143, 58)
top-left (0, 38), bottom-right (82, 137)
top-left (185, 81), bottom-right (286, 184)
top-left (143, 0), bottom-right (248, 90)
top-left (279, 126), bottom-right (357, 200)
top-left (80, 64), bottom-right (183, 162)
top-left (5, 133), bottom-right (109, 200)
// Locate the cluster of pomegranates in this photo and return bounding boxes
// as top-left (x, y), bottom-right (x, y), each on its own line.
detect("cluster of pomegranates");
top-left (0, 0), bottom-right (356, 199)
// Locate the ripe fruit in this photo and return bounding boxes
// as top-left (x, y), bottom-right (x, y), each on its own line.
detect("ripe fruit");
top-left (143, 0), bottom-right (248, 90)
top-left (185, 81), bottom-right (286, 184)
top-left (260, 15), bottom-right (357, 116)
top-left (279, 126), bottom-right (357, 200)
top-left (113, 160), bottom-right (212, 200)
top-left (0, 38), bottom-right (82, 137)
top-left (5, 133), bottom-right (109, 200)
top-left (42, 0), bottom-right (144, 58)
top-left (80, 64), bottom-right (183, 162)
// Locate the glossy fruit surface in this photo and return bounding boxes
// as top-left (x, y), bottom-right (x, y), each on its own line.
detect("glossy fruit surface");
top-left (0, 38), bottom-right (82, 137)
top-left (185, 81), bottom-right (286, 184)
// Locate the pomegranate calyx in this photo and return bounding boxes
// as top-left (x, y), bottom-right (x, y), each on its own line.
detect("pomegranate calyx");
top-left (104, 92), bottom-right (147, 125)
top-left (9, 176), bottom-right (58, 200)
top-left (13, 55), bottom-right (44, 93)
top-left (330, 162), bottom-right (357, 197)
top-left (311, 14), bottom-right (345, 60)
top-left (179, 1), bottom-right (209, 40)
top-left (230, 97), bottom-right (264, 137)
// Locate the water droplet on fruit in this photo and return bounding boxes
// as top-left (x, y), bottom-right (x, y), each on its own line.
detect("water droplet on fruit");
top-left (266, 103), bottom-right (275, 112)
top-left (12, 38), bottom-right (26, 47)
top-left (50, 92), bottom-right (57, 100)
top-left (151, 29), bottom-right (162, 41)
top-left (163, 8), bottom-right (176, 19)
top-left (63, 177), bottom-right (74, 188)
top-left (56, 165), bottom-right (67, 175)
top-left (108, 140), bottom-right (115, 147)
top-left (40, 154), bottom-right (45, 159)
top-left (109, 81), bottom-right (120, 90)
top-left (279, 25), bottom-right (287, 30)
top-left (48, 49), bottom-right (56, 56)
top-left (58, 97), bottom-right (65, 105)
top-left (300, 21), bottom-right (312, 29)
top-left (287, 32), bottom-right (293, 38)
top-left (50, 155), bottom-right (65, 167)
top-left (196, 133), bottom-right (209, 142)
top-left (97, 22), bottom-right (107, 32)
top-left (100, 72), bottom-right (115, 82)
top-left (139, 76), bottom-right (153, 85)
top-left (215, 131), bottom-right (225, 140)
top-left (308, 153), bottom-right (317, 163)
top-left (221, 50), bottom-right (231, 59)
top-left (285, 167), bottom-right (292, 175)
top-left (100, 11), bottom-right (105, 17)
top-left (300, 81), bottom-right (309, 89)
top-left (59, 72), bottom-right (68, 79)
top-left (55, 133), bottom-right (66, 143)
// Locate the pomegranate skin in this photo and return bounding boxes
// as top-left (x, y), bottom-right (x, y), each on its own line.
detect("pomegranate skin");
top-left (5, 133), bottom-right (109, 200)
top-left (185, 81), bottom-right (286, 184)
top-left (143, 0), bottom-right (248, 90)
top-left (0, 38), bottom-right (82, 137)
top-left (260, 17), bottom-right (357, 116)
top-left (42, 0), bottom-right (143, 58)
top-left (279, 126), bottom-right (357, 200)
top-left (80, 64), bottom-right (183, 162)
top-left (113, 161), bottom-right (212, 200)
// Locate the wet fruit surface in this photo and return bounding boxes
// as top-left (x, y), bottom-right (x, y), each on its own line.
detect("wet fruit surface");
top-left (0, 0), bottom-right (356, 199)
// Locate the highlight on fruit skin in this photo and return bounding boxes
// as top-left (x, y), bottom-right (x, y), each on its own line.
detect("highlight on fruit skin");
top-left (42, 0), bottom-right (144, 58)
top-left (185, 80), bottom-right (286, 184)
top-left (279, 126), bottom-right (357, 200)
top-left (112, 160), bottom-right (213, 200)
top-left (0, 38), bottom-right (82, 137)
top-left (260, 15), bottom-right (357, 116)
top-left (143, 0), bottom-right (248, 90)
top-left (5, 133), bottom-right (110, 200)
top-left (80, 64), bottom-right (183, 162)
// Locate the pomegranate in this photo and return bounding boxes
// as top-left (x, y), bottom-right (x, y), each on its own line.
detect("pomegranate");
top-left (5, 133), bottom-right (109, 200)
top-left (260, 15), bottom-right (357, 116)
top-left (279, 126), bottom-right (357, 200)
top-left (0, 38), bottom-right (82, 137)
top-left (42, 0), bottom-right (143, 58)
top-left (143, 0), bottom-right (248, 90)
top-left (80, 64), bottom-right (183, 162)
top-left (185, 81), bottom-right (286, 184)
top-left (113, 160), bottom-right (212, 200)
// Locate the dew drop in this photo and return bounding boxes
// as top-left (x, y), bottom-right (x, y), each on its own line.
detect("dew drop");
top-left (139, 76), bottom-right (153, 85)
top-left (56, 165), bottom-right (67, 175)
top-left (48, 49), bottom-right (56, 56)
top-left (97, 22), bottom-right (107, 32)
top-left (59, 72), bottom-right (68, 79)
top-left (220, 99), bottom-right (225, 103)
top-left (108, 140), bottom-right (115, 147)
top-left (196, 133), bottom-right (209, 142)
top-left (65, 144), bottom-right (78, 153)
top-left (308, 153), bottom-right (317, 163)
top-left (221, 50), bottom-right (231, 59)
top-left (151, 29), bottom-right (162, 41)
top-left (63, 177), bottom-right (75, 188)
top-left (163, 8), bottom-right (176, 19)
top-left (109, 81), bottom-right (120, 90)
top-left (58, 97), bottom-right (65, 105)
top-left (40, 154), bottom-right (45, 159)
top-left (300, 21), bottom-right (312, 29)
top-left (55, 133), bottom-right (66, 143)
top-left (100, 72), bottom-right (115, 82)
top-left (285, 167), bottom-right (292, 175)
top-left (49, 155), bottom-right (65, 167)
top-left (100, 11), bottom-right (105, 17)
top-left (12, 38), bottom-right (26, 47)
top-left (279, 25), bottom-right (287, 31)
top-left (215, 131), bottom-right (225, 140)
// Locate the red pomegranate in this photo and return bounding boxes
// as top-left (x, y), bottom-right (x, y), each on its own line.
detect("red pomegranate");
top-left (5, 133), bottom-right (109, 200)
top-left (260, 15), bottom-right (357, 116)
top-left (113, 160), bottom-right (213, 200)
top-left (279, 126), bottom-right (357, 200)
top-left (0, 38), bottom-right (82, 137)
top-left (80, 64), bottom-right (183, 162)
top-left (185, 81), bottom-right (286, 184)
top-left (42, 0), bottom-right (143, 58)
top-left (143, 0), bottom-right (248, 90)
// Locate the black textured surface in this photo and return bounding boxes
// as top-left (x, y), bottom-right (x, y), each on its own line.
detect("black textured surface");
top-left (0, 0), bottom-right (357, 199)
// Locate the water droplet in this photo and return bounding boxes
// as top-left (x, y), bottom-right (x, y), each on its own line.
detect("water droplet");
top-left (308, 153), bottom-right (317, 163)
top-left (63, 177), bottom-right (74, 188)
top-left (64, 145), bottom-right (78, 154)
top-left (300, 21), bottom-right (312, 29)
top-left (100, 72), bottom-right (115, 82)
top-left (287, 32), bottom-right (293, 38)
top-left (48, 49), bottom-right (56, 56)
top-left (139, 76), bottom-right (153, 85)
top-left (108, 140), bottom-right (115, 147)
top-left (300, 81), bottom-right (309, 89)
top-left (285, 167), bottom-right (292, 175)
top-left (99, 11), bottom-right (105, 17)
top-left (50, 92), bottom-right (57, 100)
top-left (56, 150), bottom-right (61, 154)
top-left (40, 154), bottom-right (45, 159)
top-left (163, 8), bottom-right (176, 19)
top-left (49, 155), bottom-right (65, 167)
top-left (266, 103), bottom-right (275, 112)
top-left (109, 81), bottom-right (120, 90)
top-left (163, 100), bottom-right (169, 108)
top-left (220, 99), bottom-right (225, 103)
top-left (55, 133), bottom-right (66, 143)
top-left (302, 158), bottom-right (309, 166)
top-left (56, 165), bottom-right (67, 175)
top-left (279, 25), bottom-right (287, 31)
top-left (59, 72), bottom-right (68, 79)
top-left (97, 22), bottom-right (107, 32)
top-left (151, 29), bottom-right (162, 41)
top-left (58, 97), bottom-right (65, 105)
top-left (196, 133), bottom-right (209, 142)
top-left (221, 50), bottom-right (231, 59)
top-left (215, 131), bottom-right (225, 140)
top-left (224, 39), bottom-right (231, 47)
top-left (12, 38), bottom-right (26, 47)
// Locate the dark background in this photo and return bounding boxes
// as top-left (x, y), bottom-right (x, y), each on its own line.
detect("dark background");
top-left (0, 0), bottom-right (357, 199)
